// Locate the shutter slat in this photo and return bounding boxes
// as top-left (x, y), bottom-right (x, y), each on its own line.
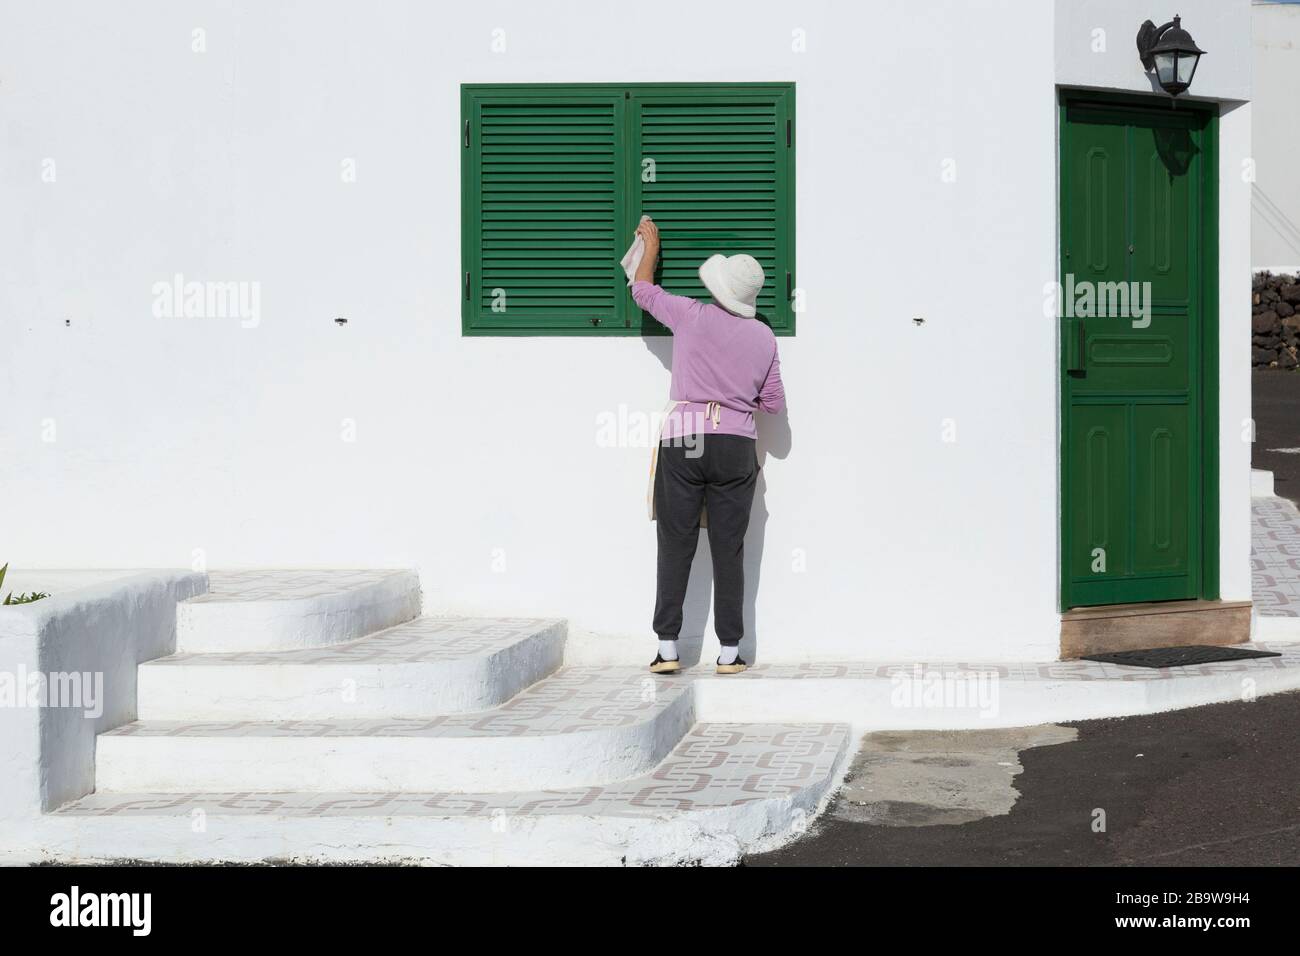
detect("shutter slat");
top-left (482, 184), bottom-right (615, 193)
top-left (650, 181), bottom-right (776, 189)
top-left (479, 107), bottom-right (614, 117)
top-left (483, 245), bottom-right (613, 253)
top-left (641, 124), bottom-right (775, 133)
top-left (642, 105), bottom-right (777, 116)
top-left (642, 144), bottom-right (778, 154)
top-left (483, 164), bottom-right (619, 173)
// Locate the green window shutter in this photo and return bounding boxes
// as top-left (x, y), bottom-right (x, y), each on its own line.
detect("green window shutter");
top-left (461, 84), bottom-right (794, 336)
top-left (462, 89), bottom-right (627, 333)
top-left (632, 87), bottom-right (795, 333)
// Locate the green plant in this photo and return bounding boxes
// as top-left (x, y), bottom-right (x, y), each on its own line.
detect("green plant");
top-left (0, 563), bottom-right (50, 605)
top-left (4, 591), bottom-right (49, 605)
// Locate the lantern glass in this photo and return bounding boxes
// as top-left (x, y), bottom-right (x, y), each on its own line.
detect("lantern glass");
top-left (1154, 51), bottom-right (1177, 86)
top-left (1177, 52), bottom-right (1200, 85)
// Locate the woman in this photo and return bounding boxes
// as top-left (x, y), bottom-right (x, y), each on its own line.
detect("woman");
top-left (631, 218), bottom-right (786, 676)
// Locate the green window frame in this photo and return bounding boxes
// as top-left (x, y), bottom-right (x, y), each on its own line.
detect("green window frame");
top-left (460, 82), bottom-right (796, 336)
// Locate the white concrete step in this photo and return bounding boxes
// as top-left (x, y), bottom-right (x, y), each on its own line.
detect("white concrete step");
top-left (690, 643), bottom-right (1300, 727)
top-left (98, 668), bottom-right (695, 793)
top-left (50, 723), bottom-right (851, 865)
top-left (177, 569), bottom-right (421, 652)
top-left (139, 617), bottom-right (565, 720)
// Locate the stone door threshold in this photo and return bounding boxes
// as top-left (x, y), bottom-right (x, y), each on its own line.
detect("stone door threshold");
top-left (1060, 599), bottom-right (1252, 659)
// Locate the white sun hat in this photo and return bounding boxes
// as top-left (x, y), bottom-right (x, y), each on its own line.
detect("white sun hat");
top-left (698, 254), bottom-right (765, 318)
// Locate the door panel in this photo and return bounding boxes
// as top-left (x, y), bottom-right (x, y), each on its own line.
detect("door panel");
top-left (1064, 121), bottom-right (1126, 290)
top-left (1131, 118), bottom-right (1197, 307)
top-left (1068, 405), bottom-right (1130, 585)
top-left (1133, 403), bottom-right (1190, 576)
top-left (1060, 101), bottom-right (1207, 610)
top-left (1076, 314), bottom-right (1189, 395)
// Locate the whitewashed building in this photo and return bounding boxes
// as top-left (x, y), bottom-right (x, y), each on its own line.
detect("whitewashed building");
top-left (1, 0), bottom-right (1257, 662)
top-left (0, 1), bottom-right (1285, 865)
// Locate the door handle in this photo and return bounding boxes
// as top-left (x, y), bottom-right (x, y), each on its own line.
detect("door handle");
top-left (1066, 317), bottom-right (1086, 373)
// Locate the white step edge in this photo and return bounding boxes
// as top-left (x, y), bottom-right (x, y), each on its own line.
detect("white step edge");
top-left (97, 682), bottom-right (696, 793)
top-left (1253, 611), bottom-right (1300, 643)
top-left (176, 570), bottom-right (421, 652)
top-left (689, 644), bottom-right (1300, 730)
top-left (1252, 468), bottom-right (1276, 498)
top-left (40, 723), bottom-right (852, 866)
top-left (139, 618), bottom-right (566, 720)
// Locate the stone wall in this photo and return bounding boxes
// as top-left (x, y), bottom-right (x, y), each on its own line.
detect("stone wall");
top-left (1253, 272), bottom-right (1300, 368)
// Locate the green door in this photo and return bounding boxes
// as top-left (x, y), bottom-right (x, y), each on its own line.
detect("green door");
top-left (1060, 97), bottom-right (1216, 610)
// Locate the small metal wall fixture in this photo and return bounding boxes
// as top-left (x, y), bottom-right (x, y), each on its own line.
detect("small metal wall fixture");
top-left (1136, 15), bottom-right (1205, 98)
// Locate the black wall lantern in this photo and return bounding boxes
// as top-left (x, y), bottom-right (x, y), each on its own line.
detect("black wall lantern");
top-left (1136, 15), bottom-right (1205, 98)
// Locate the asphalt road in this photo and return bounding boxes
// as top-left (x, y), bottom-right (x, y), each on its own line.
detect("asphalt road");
top-left (748, 690), bottom-right (1300, 866)
top-left (1253, 368), bottom-right (1300, 505)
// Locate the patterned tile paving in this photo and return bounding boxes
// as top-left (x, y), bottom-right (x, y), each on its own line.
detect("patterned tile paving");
top-left (723, 642), bottom-right (1300, 682)
top-left (189, 570), bottom-right (404, 603)
top-left (103, 667), bottom-right (690, 738)
top-left (1253, 496), bottom-right (1300, 618)
top-left (154, 616), bottom-right (562, 665)
top-left (56, 723), bottom-right (848, 818)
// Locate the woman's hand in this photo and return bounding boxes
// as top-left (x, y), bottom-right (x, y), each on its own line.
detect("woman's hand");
top-left (634, 218), bottom-right (659, 283)
top-left (637, 218), bottom-right (660, 255)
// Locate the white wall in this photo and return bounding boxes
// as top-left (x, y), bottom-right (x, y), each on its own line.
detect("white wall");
top-left (0, 0), bottom-right (1252, 662)
top-left (1251, 1), bottom-right (1300, 271)
top-left (1221, 100), bottom-right (1255, 604)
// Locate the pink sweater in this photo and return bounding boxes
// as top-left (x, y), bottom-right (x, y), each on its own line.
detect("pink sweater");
top-left (632, 281), bottom-right (786, 440)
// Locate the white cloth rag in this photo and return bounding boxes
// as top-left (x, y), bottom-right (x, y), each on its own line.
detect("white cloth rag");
top-left (619, 215), bottom-right (652, 287)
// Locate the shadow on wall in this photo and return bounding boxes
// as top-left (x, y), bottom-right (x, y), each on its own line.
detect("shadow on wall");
top-left (642, 335), bottom-right (794, 665)
top-left (1153, 126), bottom-right (1198, 177)
top-left (1254, 184), bottom-right (1300, 262)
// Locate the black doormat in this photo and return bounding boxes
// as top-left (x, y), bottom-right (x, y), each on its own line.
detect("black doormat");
top-left (1083, 645), bottom-right (1282, 668)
